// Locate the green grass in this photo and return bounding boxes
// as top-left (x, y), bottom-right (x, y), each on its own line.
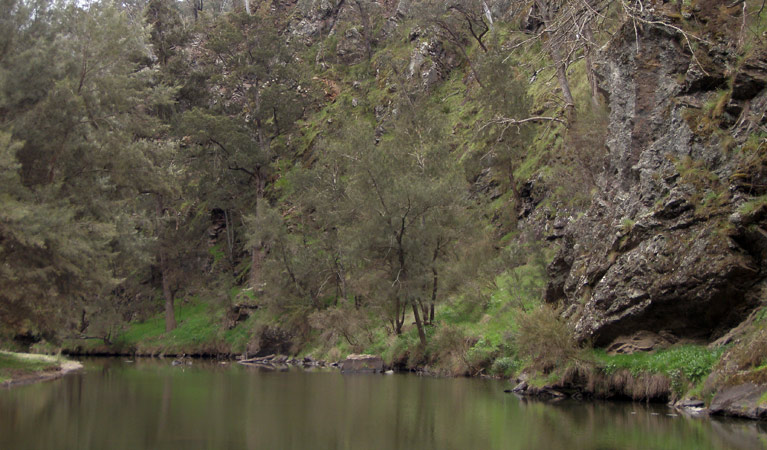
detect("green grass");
top-left (595, 345), bottom-right (724, 382)
top-left (0, 351), bottom-right (61, 383)
top-left (739, 194), bottom-right (767, 215)
top-left (113, 299), bottom-right (256, 355)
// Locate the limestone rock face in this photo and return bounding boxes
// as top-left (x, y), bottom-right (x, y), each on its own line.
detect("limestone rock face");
top-left (545, 19), bottom-right (767, 346)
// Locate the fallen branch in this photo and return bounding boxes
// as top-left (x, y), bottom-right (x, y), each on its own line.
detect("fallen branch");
top-left (480, 115), bottom-right (565, 132)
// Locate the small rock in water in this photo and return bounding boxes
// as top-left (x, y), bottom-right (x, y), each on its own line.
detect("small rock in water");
top-left (340, 354), bottom-right (383, 374)
top-left (678, 399), bottom-right (705, 408)
top-left (511, 381), bottom-right (528, 393)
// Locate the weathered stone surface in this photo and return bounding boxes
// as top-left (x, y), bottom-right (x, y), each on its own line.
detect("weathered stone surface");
top-left (545, 19), bottom-right (766, 346)
top-left (404, 38), bottom-right (455, 92)
top-left (732, 50), bottom-right (767, 100)
top-left (606, 330), bottom-right (677, 355)
top-left (336, 27), bottom-right (367, 64)
top-left (710, 383), bottom-right (767, 420)
top-left (512, 381), bottom-right (528, 393)
top-left (340, 354), bottom-right (383, 373)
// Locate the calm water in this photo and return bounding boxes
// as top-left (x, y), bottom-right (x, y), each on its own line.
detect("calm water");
top-left (0, 359), bottom-right (765, 449)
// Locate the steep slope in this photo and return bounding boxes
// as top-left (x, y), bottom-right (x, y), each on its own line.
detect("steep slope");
top-left (545, 6), bottom-right (767, 350)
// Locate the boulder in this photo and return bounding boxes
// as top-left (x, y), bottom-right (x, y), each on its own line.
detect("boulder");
top-left (710, 383), bottom-right (767, 420)
top-left (340, 354), bottom-right (383, 374)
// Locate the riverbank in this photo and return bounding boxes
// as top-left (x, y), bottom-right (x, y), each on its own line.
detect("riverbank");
top-left (0, 352), bottom-right (82, 388)
top-left (58, 298), bottom-right (767, 422)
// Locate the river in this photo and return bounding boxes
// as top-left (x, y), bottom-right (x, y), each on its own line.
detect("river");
top-left (0, 358), bottom-right (765, 449)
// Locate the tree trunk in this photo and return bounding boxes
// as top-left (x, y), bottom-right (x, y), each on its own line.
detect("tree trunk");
top-left (411, 301), bottom-right (427, 347)
top-left (162, 257), bottom-right (176, 332)
top-left (394, 296), bottom-right (405, 334)
top-left (429, 303), bottom-right (434, 325)
top-left (155, 195), bottom-right (176, 332)
top-left (251, 244), bottom-right (263, 293)
top-left (224, 209), bottom-right (234, 267)
top-left (550, 44), bottom-right (575, 121)
top-left (534, 0), bottom-right (574, 121)
top-left (582, 24), bottom-right (600, 108)
top-left (355, 0), bottom-right (373, 61)
top-left (250, 176), bottom-right (266, 293)
top-left (429, 265), bottom-right (438, 326)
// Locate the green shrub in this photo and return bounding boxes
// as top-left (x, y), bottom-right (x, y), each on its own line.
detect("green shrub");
top-left (465, 338), bottom-right (496, 375)
top-left (428, 324), bottom-right (471, 375)
top-left (515, 305), bottom-right (580, 373)
top-left (490, 356), bottom-right (521, 377)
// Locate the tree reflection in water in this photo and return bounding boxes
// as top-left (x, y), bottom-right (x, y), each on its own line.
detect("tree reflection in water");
top-left (0, 358), bottom-right (763, 450)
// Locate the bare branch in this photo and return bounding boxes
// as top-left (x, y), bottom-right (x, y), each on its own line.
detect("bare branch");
top-left (480, 115), bottom-right (565, 132)
top-left (620, 0), bottom-right (711, 75)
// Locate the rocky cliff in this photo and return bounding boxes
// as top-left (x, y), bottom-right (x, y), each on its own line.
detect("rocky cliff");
top-left (543, 6), bottom-right (767, 352)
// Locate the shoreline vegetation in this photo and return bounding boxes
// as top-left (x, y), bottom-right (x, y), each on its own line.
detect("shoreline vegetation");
top-left (0, 352), bottom-right (82, 388)
top-left (4, 295), bottom-right (763, 421)
top-left (52, 299), bottom-right (764, 421)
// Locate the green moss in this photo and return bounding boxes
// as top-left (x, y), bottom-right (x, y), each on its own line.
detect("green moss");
top-left (739, 195), bottom-right (767, 215)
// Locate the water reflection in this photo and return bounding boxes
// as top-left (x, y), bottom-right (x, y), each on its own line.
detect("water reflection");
top-left (0, 359), bottom-right (764, 449)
